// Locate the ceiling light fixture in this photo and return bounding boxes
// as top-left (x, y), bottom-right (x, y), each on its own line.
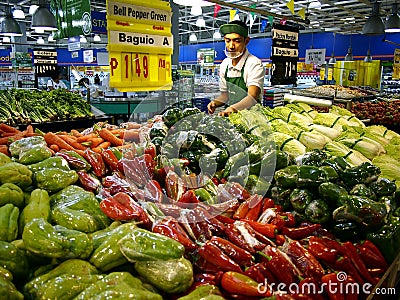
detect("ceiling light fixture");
top-left (0, 5), bottom-right (22, 36)
top-left (93, 34), bottom-right (101, 42)
top-left (213, 30), bottom-right (221, 39)
top-left (196, 16), bottom-right (205, 27)
top-left (364, 49), bottom-right (373, 62)
top-left (31, 0), bottom-right (58, 31)
top-left (29, 5), bottom-right (39, 15)
top-left (362, 1), bottom-right (385, 35)
top-left (309, 0), bottom-right (322, 10)
top-left (80, 36), bottom-right (87, 43)
top-left (13, 7), bottom-right (25, 19)
top-left (385, 3), bottom-right (400, 33)
top-left (37, 37), bottom-right (45, 44)
top-left (190, 5), bottom-right (202, 16)
top-left (344, 35), bottom-right (354, 61)
top-left (189, 33), bottom-right (197, 42)
top-left (328, 33), bottom-right (337, 64)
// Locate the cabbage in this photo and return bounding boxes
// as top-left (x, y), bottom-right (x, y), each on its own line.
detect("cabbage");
top-left (329, 105), bottom-right (354, 117)
top-left (272, 107), bottom-right (313, 125)
top-left (372, 155), bottom-right (400, 188)
top-left (384, 144), bottom-right (400, 161)
top-left (285, 103), bottom-right (317, 119)
top-left (308, 124), bottom-right (341, 140)
top-left (366, 125), bottom-right (400, 140)
top-left (313, 113), bottom-right (353, 131)
top-left (324, 141), bottom-right (370, 167)
top-left (272, 132), bottom-right (306, 158)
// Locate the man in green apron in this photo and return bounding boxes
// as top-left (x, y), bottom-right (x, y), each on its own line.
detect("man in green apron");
top-left (207, 20), bottom-right (265, 116)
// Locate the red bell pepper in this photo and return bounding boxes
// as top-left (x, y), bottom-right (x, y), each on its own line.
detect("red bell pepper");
top-left (100, 148), bottom-right (119, 172)
top-left (55, 150), bottom-right (90, 170)
top-left (281, 223), bottom-right (321, 240)
top-left (83, 148), bottom-right (106, 177)
top-left (342, 241), bottom-right (377, 284)
top-left (76, 170), bottom-right (101, 193)
top-left (308, 236), bottom-right (339, 265)
top-left (198, 241), bottom-right (242, 273)
top-left (356, 240), bottom-right (388, 269)
top-left (152, 216), bottom-right (198, 251)
top-left (321, 273), bottom-right (346, 300)
top-left (100, 192), bottom-right (145, 221)
top-left (221, 271), bottom-right (272, 297)
top-left (262, 245), bottom-right (302, 286)
top-left (243, 220), bottom-right (277, 239)
top-left (210, 236), bottom-right (253, 267)
top-left (283, 239), bottom-right (325, 281)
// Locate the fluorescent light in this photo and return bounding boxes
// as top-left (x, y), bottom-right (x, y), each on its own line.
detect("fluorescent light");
top-left (35, 27), bottom-right (45, 33)
top-left (309, 0), bottom-right (321, 9)
top-left (189, 33), bottom-right (197, 42)
top-left (196, 16), bottom-right (205, 27)
top-left (173, 0), bottom-right (213, 6)
top-left (93, 34), bottom-right (101, 42)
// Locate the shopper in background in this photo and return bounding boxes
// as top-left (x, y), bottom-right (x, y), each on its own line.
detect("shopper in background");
top-left (207, 20), bottom-right (265, 117)
top-left (47, 70), bottom-right (67, 91)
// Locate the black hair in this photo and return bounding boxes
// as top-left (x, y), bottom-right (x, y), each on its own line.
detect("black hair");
top-left (51, 69), bottom-right (61, 81)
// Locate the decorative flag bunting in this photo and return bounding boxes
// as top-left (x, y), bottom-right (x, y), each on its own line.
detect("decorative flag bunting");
top-left (250, 4), bottom-right (256, 17)
top-left (298, 8), bottom-right (306, 20)
top-left (261, 19), bottom-right (267, 32)
top-left (230, 9), bottom-right (236, 21)
top-left (286, 0), bottom-right (295, 15)
top-left (213, 4), bottom-right (221, 18)
top-left (234, 9), bottom-right (240, 20)
top-left (268, 16), bottom-right (274, 27)
top-left (247, 12), bottom-right (256, 28)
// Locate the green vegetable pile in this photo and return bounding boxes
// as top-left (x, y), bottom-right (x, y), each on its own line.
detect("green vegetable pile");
top-left (0, 88), bottom-right (93, 125)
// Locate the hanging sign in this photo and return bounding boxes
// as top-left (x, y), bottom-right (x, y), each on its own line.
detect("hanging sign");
top-left (92, 11), bottom-right (107, 34)
top-left (50, 0), bottom-right (92, 39)
top-left (83, 50), bottom-right (94, 63)
top-left (33, 50), bottom-right (58, 77)
top-left (305, 48), bottom-right (326, 65)
top-left (107, 0), bottom-right (173, 91)
top-left (393, 49), bottom-right (400, 80)
top-left (271, 24), bottom-right (299, 85)
top-left (197, 48), bottom-right (215, 66)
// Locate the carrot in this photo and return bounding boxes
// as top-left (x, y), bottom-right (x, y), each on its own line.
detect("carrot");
top-left (77, 133), bottom-right (97, 143)
top-left (58, 135), bottom-right (87, 151)
top-left (93, 141), bottom-right (111, 152)
top-left (26, 125), bottom-right (34, 135)
top-left (71, 129), bottom-right (83, 138)
top-left (74, 149), bottom-right (85, 157)
top-left (0, 124), bottom-right (20, 134)
top-left (98, 128), bottom-right (123, 146)
top-left (49, 144), bottom-right (60, 152)
top-left (1, 132), bottom-right (18, 137)
top-left (0, 145), bottom-right (10, 156)
top-left (89, 137), bottom-right (105, 149)
top-left (44, 132), bottom-right (75, 151)
top-left (47, 146), bottom-right (55, 156)
top-left (109, 129), bottom-right (124, 138)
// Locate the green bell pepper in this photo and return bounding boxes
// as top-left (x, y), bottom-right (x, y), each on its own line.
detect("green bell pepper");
top-left (23, 259), bottom-right (100, 299)
top-left (0, 183), bottom-right (24, 207)
top-left (340, 161), bottom-right (381, 189)
top-left (0, 204), bottom-right (19, 242)
top-left (118, 228), bottom-right (185, 262)
top-left (367, 223), bottom-right (400, 263)
top-left (33, 168), bottom-right (78, 194)
top-left (299, 149), bottom-right (328, 167)
top-left (0, 162), bottom-right (32, 190)
top-left (0, 241), bottom-right (29, 280)
top-left (370, 178), bottom-right (397, 197)
top-left (134, 257), bottom-right (193, 294)
top-left (269, 186), bottom-right (291, 210)
top-left (223, 152), bottom-right (248, 178)
top-left (75, 272), bottom-right (162, 300)
top-left (289, 188), bottom-right (313, 213)
top-left (274, 165), bottom-right (299, 189)
top-left (350, 184), bottom-right (377, 200)
top-left (276, 150), bottom-right (293, 170)
top-left (163, 108), bottom-right (183, 128)
top-left (0, 272), bottom-right (23, 300)
top-left (304, 199), bottom-right (330, 224)
top-left (318, 182), bottom-right (348, 207)
top-left (296, 165), bottom-right (328, 188)
top-left (22, 218), bottom-right (93, 259)
top-left (18, 189), bottom-right (51, 236)
top-left (245, 141), bottom-right (263, 163)
top-left (89, 222), bottom-right (137, 272)
top-left (320, 165), bottom-right (339, 182)
top-left (0, 153), bottom-right (11, 167)
top-left (50, 185), bottom-right (110, 233)
top-left (182, 107), bottom-right (201, 118)
top-left (149, 127), bottom-right (167, 139)
top-left (28, 156), bottom-right (70, 173)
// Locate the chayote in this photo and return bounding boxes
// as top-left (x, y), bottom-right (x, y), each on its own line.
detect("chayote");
top-left (18, 145), bottom-right (52, 165)
top-left (0, 241), bottom-right (29, 280)
top-left (0, 183), bottom-right (24, 207)
top-left (0, 162), bottom-right (32, 189)
top-left (0, 153), bottom-right (11, 167)
top-left (0, 204), bottom-right (19, 242)
top-left (33, 168), bottom-right (78, 194)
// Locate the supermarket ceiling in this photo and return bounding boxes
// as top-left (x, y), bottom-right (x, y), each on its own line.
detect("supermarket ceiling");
top-left (0, 0), bottom-right (399, 47)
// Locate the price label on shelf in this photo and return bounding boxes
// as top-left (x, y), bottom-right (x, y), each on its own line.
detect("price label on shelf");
top-left (107, 0), bottom-right (172, 91)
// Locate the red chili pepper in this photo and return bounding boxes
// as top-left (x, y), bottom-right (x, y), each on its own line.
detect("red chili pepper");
top-left (243, 220), bottom-right (277, 239)
top-left (273, 204), bottom-right (284, 212)
top-left (194, 256), bottom-right (222, 274)
top-left (284, 239), bottom-right (325, 281)
top-left (233, 200), bottom-right (250, 220)
top-left (334, 255), bottom-right (365, 285)
top-left (144, 142), bottom-right (157, 159)
top-left (100, 149), bottom-right (119, 172)
top-left (308, 236), bottom-right (339, 265)
top-left (298, 277), bottom-right (324, 300)
top-left (144, 180), bottom-right (163, 203)
top-left (281, 224), bottom-right (321, 240)
top-left (194, 207), bottom-right (226, 236)
top-left (102, 171), bottom-right (126, 188)
top-left (152, 216), bottom-right (198, 251)
top-left (76, 170), bottom-right (101, 193)
top-left (210, 236), bottom-right (253, 268)
top-left (291, 295), bottom-right (314, 300)
top-left (240, 221), bottom-right (274, 246)
top-left (367, 268), bottom-right (385, 277)
top-left (178, 190), bottom-right (200, 204)
top-left (198, 241), bottom-right (242, 273)
top-left (211, 177), bottom-right (219, 186)
top-left (270, 215), bottom-right (285, 229)
top-left (262, 245), bottom-right (302, 286)
top-left (321, 273), bottom-right (346, 300)
top-left (278, 212), bottom-right (296, 227)
top-left (244, 263), bottom-right (266, 283)
top-left (244, 194), bottom-right (263, 221)
top-left (83, 148), bottom-right (106, 177)
top-left (165, 170), bottom-right (187, 201)
top-left (140, 153), bottom-right (155, 178)
top-left (344, 275), bottom-right (358, 300)
top-left (357, 240), bottom-right (388, 269)
top-left (117, 158), bottom-right (146, 186)
top-left (100, 192), bottom-right (144, 221)
top-left (275, 234), bottom-right (286, 246)
top-left (55, 150), bottom-right (89, 170)
top-left (194, 273), bottom-right (219, 285)
top-left (225, 223), bottom-right (257, 254)
top-left (316, 236), bottom-right (346, 255)
top-left (262, 197), bottom-right (275, 210)
top-left (342, 241), bottom-right (377, 284)
top-left (221, 271), bottom-right (272, 297)
top-left (215, 214), bottom-right (235, 224)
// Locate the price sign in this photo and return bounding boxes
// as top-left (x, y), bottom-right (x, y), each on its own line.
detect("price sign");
top-left (107, 0), bottom-right (172, 91)
top-left (319, 67), bottom-right (325, 81)
top-left (327, 68), bottom-right (333, 81)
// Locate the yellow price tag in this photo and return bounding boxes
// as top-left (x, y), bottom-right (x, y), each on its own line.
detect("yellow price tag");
top-left (319, 67), bottom-right (325, 81)
top-left (327, 68), bottom-right (333, 81)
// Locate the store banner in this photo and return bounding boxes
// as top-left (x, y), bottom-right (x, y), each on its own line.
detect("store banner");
top-left (197, 48), bottom-right (215, 66)
top-left (11, 52), bottom-right (33, 68)
top-left (107, 0), bottom-right (173, 92)
top-left (51, 0), bottom-right (92, 39)
top-left (271, 24), bottom-right (299, 85)
top-left (305, 48), bottom-right (326, 65)
top-left (91, 11), bottom-right (107, 34)
top-left (393, 48), bottom-right (400, 80)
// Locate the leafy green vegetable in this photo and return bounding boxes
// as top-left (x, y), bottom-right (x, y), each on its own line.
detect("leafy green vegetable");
top-left (372, 155), bottom-right (400, 188)
top-left (366, 125), bottom-right (400, 141)
top-left (324, 141), bottom-right (370, 167)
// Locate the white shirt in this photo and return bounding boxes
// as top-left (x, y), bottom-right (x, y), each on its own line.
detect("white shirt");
top-left (47, 79), bottom-right (67, 90)
top-left (219, 49), bottom-right (265, 93)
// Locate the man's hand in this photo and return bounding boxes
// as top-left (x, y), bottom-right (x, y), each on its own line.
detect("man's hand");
top-left (218, 106), bottom-right (237, 117)
top-left (207, 100), bottom-right (222, 114)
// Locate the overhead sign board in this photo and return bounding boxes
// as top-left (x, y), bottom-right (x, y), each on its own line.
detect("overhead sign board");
top-left (33, 50), bottom-right (58, 77)
top-left (305, 48), bottom-right (326, 65)
top-left (107, 0), bottom-right (172, 91)
top-left (271, 24), bottom-right (299, 86)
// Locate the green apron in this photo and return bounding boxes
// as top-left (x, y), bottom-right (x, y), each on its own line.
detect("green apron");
top-left (224, 58), bottom-right (248, 106)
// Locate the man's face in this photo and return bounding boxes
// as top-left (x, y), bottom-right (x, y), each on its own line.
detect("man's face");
top-left (224, 33), bottom-right (248, 53)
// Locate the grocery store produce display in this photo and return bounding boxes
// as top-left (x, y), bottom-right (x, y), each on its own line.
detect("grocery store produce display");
top-left (0, 102), bottom-right (398, 299)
